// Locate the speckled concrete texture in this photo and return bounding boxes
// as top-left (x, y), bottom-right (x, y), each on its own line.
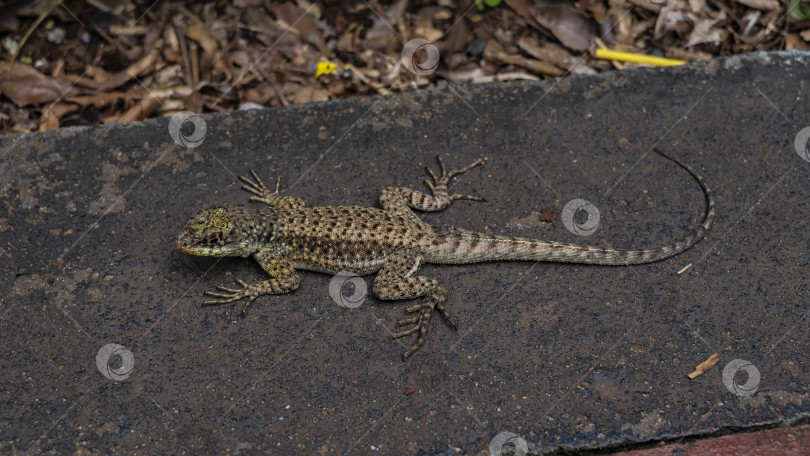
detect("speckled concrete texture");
top-left (1, 51), bottom-right (808, 455)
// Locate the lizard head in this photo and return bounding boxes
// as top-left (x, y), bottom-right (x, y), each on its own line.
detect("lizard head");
top-left (176, 206), bottom-right (264, 257)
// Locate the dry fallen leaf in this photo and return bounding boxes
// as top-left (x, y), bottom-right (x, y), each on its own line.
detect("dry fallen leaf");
top-left (85, 64), bottom-right (114, 86)
top-left (605, 2), bottom-right (635, 44)
top-left (627, 0), bottom-right (662, 13)
top-left (115, 95), bottom-right (164, 123)
top-left (39, 102), bottom-right (79, 131)
top-left (505, 0), bottom-right (553, 38)
top-left (785, 33), bottom-right (808, 50)
top-left (244, 82), bottom-right (279, 105)
top-left (686, 12), bottom-right (728, 47)
top-left (736, 0), bottom-right (780, 11)
top-left (517, 36), bottom-right (595, 75)
top-left (667, 47), bottom-right (714, 61)
top-left (360, 0), bottom-right (408, 52)
top-left (654, 0), bottom-right (690, 40)
top-left (66, 92), bottom-right (128, 108)
top-left (687, 0), bottom-right (707, 14)
top-left (0, 61), bottom-right (74, 106)
top-left (269, 2), bottom-right (329, 55)
top-left (531, 4), bottom-right (596, 52)
top-left (185, 23), bottom-right (219, 54)
top-left (539, 206), bottom-right (558, 223)
top-left (484, 39), bottom-right (565, 77)
top-left (97, 43), bottom-right (162, 92)
top-left (688, 353), bottom-right (720, 379)
top-left (0, 0), bottom-right (792, 134)
top-left (292, 85), bottom-right (330, 104)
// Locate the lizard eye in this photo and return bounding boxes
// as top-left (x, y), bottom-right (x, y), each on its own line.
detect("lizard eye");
top-left (202, 232), bottom-right (223, 246)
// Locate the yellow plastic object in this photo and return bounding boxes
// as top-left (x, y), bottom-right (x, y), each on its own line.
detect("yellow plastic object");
top-left (315, 61), bottom-right (337, 78)
top-left (594, 49), bottom-right (687, 67)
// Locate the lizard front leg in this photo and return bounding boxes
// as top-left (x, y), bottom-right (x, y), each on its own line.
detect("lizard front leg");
top-left (379, 155), bottom-right (485, 221)
top-left (373, 250), bottom-right (455, 360)
top-left (203, 255), bottom-right (300, 315)
top-left (239, 170), bottom-right (306, 209)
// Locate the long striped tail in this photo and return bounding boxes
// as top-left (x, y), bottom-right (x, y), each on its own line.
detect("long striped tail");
top-left (425, 149), bottom-right (715, 266)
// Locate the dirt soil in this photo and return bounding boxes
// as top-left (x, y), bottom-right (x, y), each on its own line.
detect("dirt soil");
top-left (1, 0), bottom-right (809, 134)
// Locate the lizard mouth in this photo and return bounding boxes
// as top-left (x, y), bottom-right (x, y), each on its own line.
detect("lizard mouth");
top-left (176, 235), bottom-right (233, 257)
top-left (175, 235), bottom-right (199, 255)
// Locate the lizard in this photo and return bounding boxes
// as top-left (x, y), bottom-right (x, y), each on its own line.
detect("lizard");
top-left (176, 150), bottom-right (715, 360)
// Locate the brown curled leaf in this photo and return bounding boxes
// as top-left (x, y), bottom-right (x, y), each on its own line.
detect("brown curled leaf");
top-left (531, 4), bottom-right (596, 52)
top-left (97, 43), bottom-right (162, 92)
top-left (0, 61), bottom-right (75, 106)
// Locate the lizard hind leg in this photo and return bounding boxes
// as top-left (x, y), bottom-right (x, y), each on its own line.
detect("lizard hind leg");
top-left (372, 250), bottom-right (455, 360)
top-left (379, 156), bottom-right (486, 219)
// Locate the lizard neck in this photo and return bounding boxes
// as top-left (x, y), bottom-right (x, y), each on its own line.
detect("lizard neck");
top-left (222, 205), bottom-right (283, 256)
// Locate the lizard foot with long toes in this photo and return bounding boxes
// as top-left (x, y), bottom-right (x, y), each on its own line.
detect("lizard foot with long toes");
top-left (203, 278), bottom-right (264, 315)
top-left (391, 285), bottom-right (454, 360)
top-left (202, 260), bottom-right (301, 315)
top-left (424, 155), bottom-right (487, 203)
top-left (239, 170), bottom-right (305, 209)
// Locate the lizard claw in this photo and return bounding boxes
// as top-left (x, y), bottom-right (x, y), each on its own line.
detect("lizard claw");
top-left (240, 170), bottom-right (283, 205)
top-left (202, 278), bottom-right (259, 314)
top-left (435, 301), bottom-right (457, 330)
top-left (392, 303), bottom-right (434, 360)
top-left (239, 171), bottom-right (305, 209)
top-left (239, 170), bottom-right (270, 196)
top-left (391, 289), bottom-right (454, 360)
top-left (446, 158), bottom-right (486, 179)
top-left (424, 156), bottom-right (486, 204)
top-left (428, 155), bottom-right (486, 186)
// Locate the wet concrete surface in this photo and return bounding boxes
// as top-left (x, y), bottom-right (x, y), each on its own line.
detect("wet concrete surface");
top-left (1, 51), bottom-right (809, 454)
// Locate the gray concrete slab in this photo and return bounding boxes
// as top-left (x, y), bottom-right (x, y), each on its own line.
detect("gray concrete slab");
top-left (1, 51), bottom-right (809, 455)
